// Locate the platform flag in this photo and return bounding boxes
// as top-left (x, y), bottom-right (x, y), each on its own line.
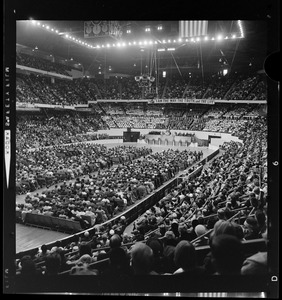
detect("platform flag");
top-left (179, 20), bottom-right (208, 38)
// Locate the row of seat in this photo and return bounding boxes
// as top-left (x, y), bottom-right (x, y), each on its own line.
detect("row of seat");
top-left (22, 213), bottom-right (83, 233)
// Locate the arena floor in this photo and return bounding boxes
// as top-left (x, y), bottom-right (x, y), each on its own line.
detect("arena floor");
top-left (16, 142), bottom-right (216, 254)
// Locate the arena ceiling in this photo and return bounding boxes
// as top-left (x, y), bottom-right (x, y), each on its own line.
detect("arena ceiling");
top-left (16, 20), bottom-right (269, 76)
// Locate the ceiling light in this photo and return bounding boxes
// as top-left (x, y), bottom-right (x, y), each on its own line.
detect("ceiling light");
top-left (157, 48), bottom-right (165, 52)
top-left (46, 26), bottom-right (50, 29)
top-left (204, 36), bottom-right (208, 41)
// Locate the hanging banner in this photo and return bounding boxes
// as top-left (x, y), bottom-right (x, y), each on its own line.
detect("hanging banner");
top-left (84, 21), bottom-right (123, 39)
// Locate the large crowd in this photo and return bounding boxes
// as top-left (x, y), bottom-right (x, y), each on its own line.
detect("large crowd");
top-left (14, 51), bottom-right (269, 282)
top-left (15, 117), bottom-right (268, 277)
top-left (16, 52), bottom-right (74, 76)
top-left (16, 61), bottom-right (267, 106)
top-left (16, 147), bottom-right (203, 224)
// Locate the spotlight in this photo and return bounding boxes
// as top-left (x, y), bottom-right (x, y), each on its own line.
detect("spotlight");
top-left (46, 25), bottom-right (50, 29)
top-left (217, 35), bottom-right (223, 40)
top-left (204, 36), bottom-right (208, 41)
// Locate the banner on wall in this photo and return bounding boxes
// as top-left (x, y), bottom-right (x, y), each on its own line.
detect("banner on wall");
top-left (149, 98), bottom-right (215, 105)
top-left (84, 21), bottom-right (123, 39)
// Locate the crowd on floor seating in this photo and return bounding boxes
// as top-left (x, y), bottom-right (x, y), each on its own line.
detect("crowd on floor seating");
top-left (16, 148), bottom-right (203, 225)
top-left (16, 142), bottom-right (156, 195)
top-left (16, 117), bottom-right (268, 277)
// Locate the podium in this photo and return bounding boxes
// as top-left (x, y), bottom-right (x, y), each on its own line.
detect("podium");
top-left (123, 128), bottom-right (140, 142)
